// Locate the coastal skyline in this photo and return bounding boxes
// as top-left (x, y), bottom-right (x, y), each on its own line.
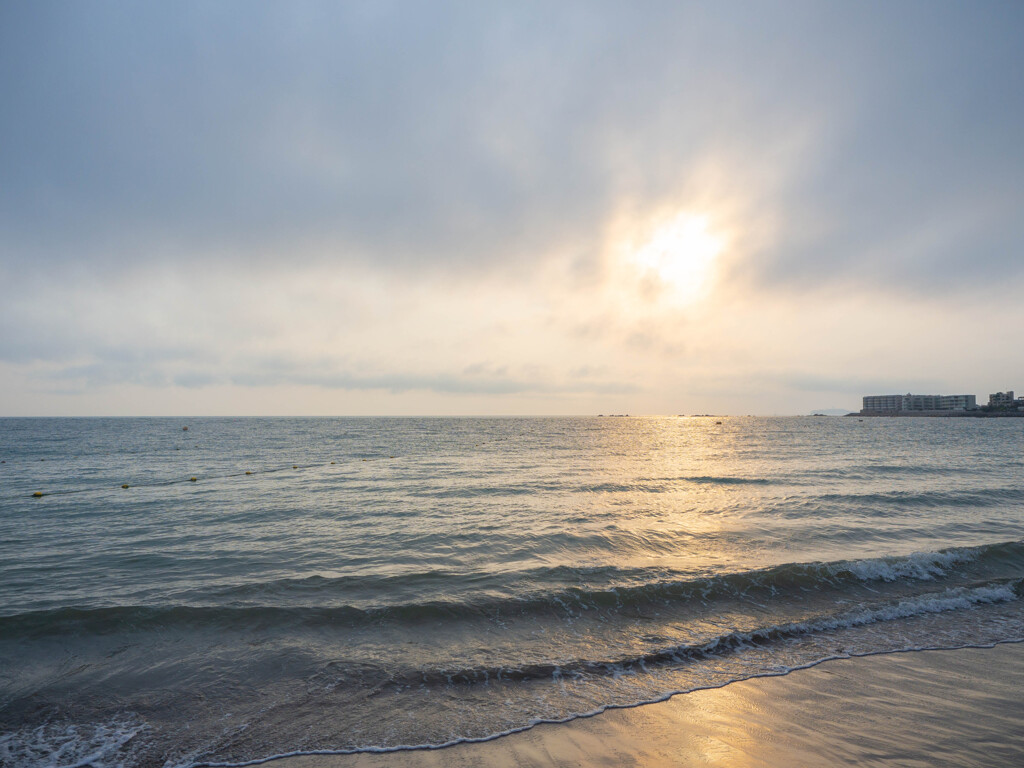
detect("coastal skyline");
top-left (3, 2), bottom-right (1023, 416)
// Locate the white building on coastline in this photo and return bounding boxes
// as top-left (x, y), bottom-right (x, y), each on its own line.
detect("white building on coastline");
top-left (861, 393), bottom-right (977, 414)
top-left (940, 394), bottom-right (977, 411)
top-left (988, 391), bottom-right (1024, 410)
top-left (989, 391), bottom-right (1015, 408)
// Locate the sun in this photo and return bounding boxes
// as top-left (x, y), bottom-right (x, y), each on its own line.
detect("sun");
top-left (630, 213), bottom-right (723, 303)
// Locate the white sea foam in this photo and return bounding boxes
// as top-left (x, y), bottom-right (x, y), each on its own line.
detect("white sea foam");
top-left (838, 546), bottom-right (981, 583)
top-left (0, 717), bottom-right (147, 768)
top-left (675, 583), bottom-right (1016, 665)
top-left (781, 582), bottom-right (1017, 638)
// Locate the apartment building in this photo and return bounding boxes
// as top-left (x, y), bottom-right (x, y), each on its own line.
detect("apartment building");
top-left (862, 393), bottom-right (977, 413)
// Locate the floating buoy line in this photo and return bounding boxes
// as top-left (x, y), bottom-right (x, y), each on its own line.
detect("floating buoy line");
top-left (22, 455), bottom-right (401, 498)
top-left (7, 424), bottom-right (530, 499)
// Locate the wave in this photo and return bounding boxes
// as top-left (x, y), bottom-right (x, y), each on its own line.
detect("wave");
top-left (388, 580), bottom-right (1022, 687)
top-left (815, 487), bottom-right (1024, 508)
top-left (578, 476), bottom-right (775, 494)
top-left (11, 579), bottom-right (1015, 696)
top-left (402, 475), bottom-right (778, 499)
top-left (404, 477), bottom-right (1024, 505)
top-left (839, 463), bottom-right (977, 477)
top-left (3, 541), bottom-right (1022, 639)
top-left (189, 538), bottom-right (1024, 607)
top-left (675, 475), bottom-right (774, 485)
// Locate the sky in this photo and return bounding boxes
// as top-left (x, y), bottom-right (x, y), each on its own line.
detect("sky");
top-left (2, 1), bottom-right (1023, 416)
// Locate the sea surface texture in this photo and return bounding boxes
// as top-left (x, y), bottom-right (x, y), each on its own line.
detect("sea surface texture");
top-left (1, 416), bottom-right (1023, 767)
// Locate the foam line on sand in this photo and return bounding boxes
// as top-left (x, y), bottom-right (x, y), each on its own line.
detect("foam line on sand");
top-left (264, 642), bottom-right (1024, 768)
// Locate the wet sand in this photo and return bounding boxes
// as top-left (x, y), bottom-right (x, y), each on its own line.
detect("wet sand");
top-left (266, 642), bottom-right (1024, 768)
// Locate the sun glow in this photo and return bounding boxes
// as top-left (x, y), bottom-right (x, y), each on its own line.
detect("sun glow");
top-left (630, 213), bottom-right (724, 303)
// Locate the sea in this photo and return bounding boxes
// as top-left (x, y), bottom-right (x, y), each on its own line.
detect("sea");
top-left (2, 416), bottom-right (1023, 767)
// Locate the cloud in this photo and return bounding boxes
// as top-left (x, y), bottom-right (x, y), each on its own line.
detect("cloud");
top-left (2, 2), bottom-right (1023, 415)
top-left (13, 1), bottom-right (988, 281)
top-left (1, 2), bottom-right (625, 272)
top-left (736, 5), bottom-right (1024, 295)
top-left (0, 257), bottom-right (642, 402)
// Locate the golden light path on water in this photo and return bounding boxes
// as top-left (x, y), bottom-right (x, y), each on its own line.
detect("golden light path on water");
top-left (286, 417), bottom-right (754, 579)
top-left (577, 417), bottom-right (752, 573)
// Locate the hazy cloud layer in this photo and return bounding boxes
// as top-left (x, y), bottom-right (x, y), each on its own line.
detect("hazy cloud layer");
top-left (2, 2), bottom-right (1022, 414)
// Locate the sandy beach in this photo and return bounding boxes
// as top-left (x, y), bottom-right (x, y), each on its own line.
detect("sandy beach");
top-left (269, 642), bottom-right (1024, 768)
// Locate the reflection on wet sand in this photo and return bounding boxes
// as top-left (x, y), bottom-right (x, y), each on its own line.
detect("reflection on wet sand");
top-left (278, 643), bottom-right (1024, 768)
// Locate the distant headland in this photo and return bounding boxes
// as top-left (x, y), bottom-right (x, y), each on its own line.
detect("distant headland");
top-left (852, 390), bottom-right (1024, 417)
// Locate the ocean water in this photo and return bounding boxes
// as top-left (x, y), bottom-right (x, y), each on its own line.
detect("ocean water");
top-left (1, 416), bottom-right (1023, 767)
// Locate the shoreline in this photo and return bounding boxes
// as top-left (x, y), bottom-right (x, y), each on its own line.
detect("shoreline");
top-left (253, 641), bottom-right (1024, 768)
